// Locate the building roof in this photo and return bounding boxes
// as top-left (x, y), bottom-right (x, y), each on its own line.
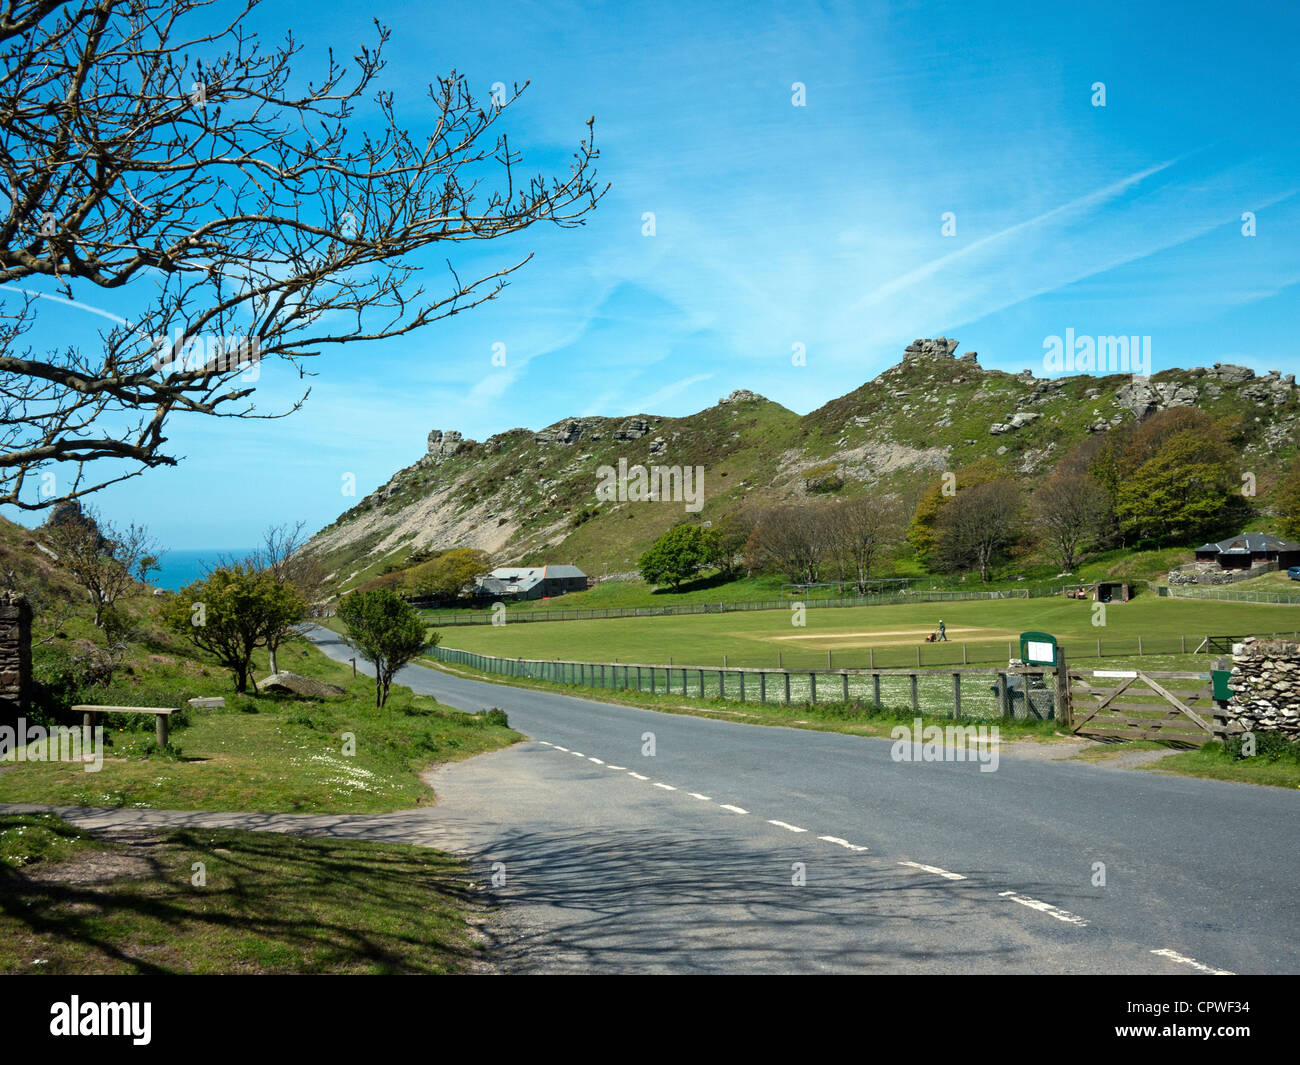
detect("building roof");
top-left (1194, 533), bottom-right (1300, 554)
top-left (476, 564), bottom-right (586, 595)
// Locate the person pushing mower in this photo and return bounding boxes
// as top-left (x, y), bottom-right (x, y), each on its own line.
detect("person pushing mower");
top-left (938, 619), bottom-right (947, 642)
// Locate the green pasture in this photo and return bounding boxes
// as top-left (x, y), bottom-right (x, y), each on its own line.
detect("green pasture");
top-left (428, 594), bottom-right (1300, 670)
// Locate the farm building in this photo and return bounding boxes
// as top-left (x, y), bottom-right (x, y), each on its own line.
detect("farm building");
top-left (475, 565), bottom-right (588, 601)
top-left (1192, 533), bottom-right (1300, 571)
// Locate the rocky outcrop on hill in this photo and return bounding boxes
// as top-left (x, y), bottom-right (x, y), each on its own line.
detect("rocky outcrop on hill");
top-left (426, 429), bottom-right (466, 460)
top-left (535, 417), bottom-right (603, 445)
top-left (259, 672), bottom-right (346, 698)
top-left (719, 389), bottom-right (763, 405)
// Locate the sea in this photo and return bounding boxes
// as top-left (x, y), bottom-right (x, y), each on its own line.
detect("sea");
top-left (152, 548), bottom-right (256, 592)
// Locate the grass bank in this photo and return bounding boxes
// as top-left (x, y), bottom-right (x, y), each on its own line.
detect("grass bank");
top-left (0, 638), bottom-right (520, 813)
top-left (0, 814), bottom-right (489, 974)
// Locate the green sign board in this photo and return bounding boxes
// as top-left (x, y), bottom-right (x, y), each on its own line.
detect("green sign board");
top-left (1020, 631), bottom-right (1058, 666)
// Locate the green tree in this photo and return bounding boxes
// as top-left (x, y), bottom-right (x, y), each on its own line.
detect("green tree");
top-left (160, 566), bottom-right (305, 693)
top-left (403, 548), bottom-right (492, 601)
top-left (1274, 454), bottom-right (1300, 540)
top-left (639, 525), bottom-right (717, 589)
top-left (907, 459), bottom-right (1001, 566)
top-left (337, 589), bottom-right (434, 708)
top-left (41, 503), bottom-right (159, 627)
top-left (1113, 435), bottom-right (1235, 545)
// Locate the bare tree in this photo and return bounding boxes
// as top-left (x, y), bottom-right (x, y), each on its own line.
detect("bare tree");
top-left (827, 495), bottom-right (901, 592)
top-left (40, 502), bottom-right (158, 626)
top-left (745, 503), bottom-right (832, 584)
top-left (1032, 472), bottom-right (1109, 573)
top-left (934, 480), bottom-right (1022, 582)
top-left (0, 0), bottom-right (606, 509)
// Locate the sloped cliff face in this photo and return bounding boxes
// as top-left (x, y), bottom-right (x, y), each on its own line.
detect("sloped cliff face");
top-left (306, 339), bottom-right (1300, 589)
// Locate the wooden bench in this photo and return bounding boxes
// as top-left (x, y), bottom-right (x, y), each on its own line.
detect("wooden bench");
top-left (72, 705), bottom-right (177, 747)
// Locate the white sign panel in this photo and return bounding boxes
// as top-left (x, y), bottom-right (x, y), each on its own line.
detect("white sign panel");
top-left (1025, 640), bottom-right (1055, 663)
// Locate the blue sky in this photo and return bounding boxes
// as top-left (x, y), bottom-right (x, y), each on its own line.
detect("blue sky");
top-left (7, 0), bottom-right (1299, 549)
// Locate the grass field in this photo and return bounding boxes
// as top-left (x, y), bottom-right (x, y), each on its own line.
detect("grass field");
top-left (0, 814), bottom-right (488, 973)
top-left (427, 594), bottom-right (1300, 670)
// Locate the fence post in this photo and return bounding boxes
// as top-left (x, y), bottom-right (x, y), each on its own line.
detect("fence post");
top-left (952, 673), bottom-right (961, 720)
top-left (784, 671), bottom-right (791, 705)
top-left (1138, 636), bottom-right (1143, 656)
top-left (870, 647), bottom-right (875, 668)
top-left (910, 673), bottom-right (919, 714)
top-left (739, 672), bottom-right (746, 702)
top-left (719, 670), bottom-right (725, 698)
top-left (650, 668), bottom-right (656, 694)
top-left (1181, 635), bottom-right (1186, 654)
top-left (761, 672), bottom-right (767, 704)
top-left (827, 650), bottom-right (833, 669)
top-left (962, 643), bottom-right (967, 665)
top-left (637, 665), bottom-right (642, 691)
top-left (810, 672), bottom-right (817, 704)
top-left (699, 669), bottom-right (705, 698)
top-left (997, 673), bottom-right (1010, 718)
top-left (873, 674), bottom-right (881, 708)
top-left (915, 645), bottom-right (921, 668)
top-left (1055, 649), bottom-right (1071, 727)
top-left (842, 672), bottom-right (849, 703)
top-left (778, 651), bottom-right (782, 669)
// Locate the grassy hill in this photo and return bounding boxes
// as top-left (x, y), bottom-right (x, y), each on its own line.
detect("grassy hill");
top-left (305, 339), bottom-right (1300, 594)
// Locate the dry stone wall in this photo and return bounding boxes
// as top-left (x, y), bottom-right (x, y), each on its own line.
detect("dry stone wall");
top-left (1225, 637), bottom-right (1300, 741)
top-left (0, 591), bottom-right (32, 725)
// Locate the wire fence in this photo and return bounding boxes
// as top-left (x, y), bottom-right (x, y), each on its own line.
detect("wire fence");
top-left (413, 584), bottom-right (1080, 625)
top-left (428, 645), bottom-right (1060, 722)
top-left (1164, 584), bottom-right (1300, 605)
top-left (425, 631), bottom-right (1295, 674)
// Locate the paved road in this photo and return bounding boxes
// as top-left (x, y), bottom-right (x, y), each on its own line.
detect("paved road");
top-left (10, 625), bottom-right (1296, 974)
top-left (299, 625), bottom-right (1300, 974)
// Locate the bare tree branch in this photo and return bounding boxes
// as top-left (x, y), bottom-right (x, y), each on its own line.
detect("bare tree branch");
top-left (0, 0), bottom-right (607, 508)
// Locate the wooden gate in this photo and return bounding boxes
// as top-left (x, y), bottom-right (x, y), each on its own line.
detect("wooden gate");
top-left (1068, 669), bottom-right (1219, 743)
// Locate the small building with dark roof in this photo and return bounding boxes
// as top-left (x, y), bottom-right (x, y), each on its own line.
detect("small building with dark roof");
top-left (475, 565), bottom-right (588, 601)
top-left (1193, 533), bottom-right (1300, 571)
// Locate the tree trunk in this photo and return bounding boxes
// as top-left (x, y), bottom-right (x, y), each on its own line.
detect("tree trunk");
top-left (268, 643), bottom-right (278, 675)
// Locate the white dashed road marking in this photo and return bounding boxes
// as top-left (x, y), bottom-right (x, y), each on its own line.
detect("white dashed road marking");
top-left (819, 836), bottom-right (869, 852)
top-left (998, 891), bottom-right (1088, 926)
top-left (1150, 948), bottom-right (1234, 975)
top-left (899, 861), bottom-right (966, 881)
top-left (538, 738), bottom-right (1109, 942)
